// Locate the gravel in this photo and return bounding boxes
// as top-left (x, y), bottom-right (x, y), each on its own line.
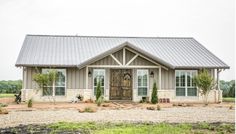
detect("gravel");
top-left (0, 107), bottom-right (234, 128)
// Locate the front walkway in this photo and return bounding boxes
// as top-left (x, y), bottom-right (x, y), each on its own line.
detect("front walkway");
top-left (0, 102), bottom-right (234, 128)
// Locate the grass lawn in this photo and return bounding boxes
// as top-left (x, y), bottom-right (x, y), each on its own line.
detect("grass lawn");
top-left (0, 93), bottom-right (14, 98)
top-left (47, 122), bottom-right (235, 134)
top-left (223, 97), bottom-right (235, 102)
top-left (1, 122), bottom-right (234, 133)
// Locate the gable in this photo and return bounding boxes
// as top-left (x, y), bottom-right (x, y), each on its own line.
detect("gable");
top-left (90, 47), bottom-right (159, 66)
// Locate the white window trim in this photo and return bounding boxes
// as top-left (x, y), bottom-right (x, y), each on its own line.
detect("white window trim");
top-left (93, 69), bottom-right (106, 96)
top-left (137, 69), bottom-right (149, 96)
top-left (175, 70), bottom-right (198, 97)
top-left (42, 68), bottom-right (67, 96)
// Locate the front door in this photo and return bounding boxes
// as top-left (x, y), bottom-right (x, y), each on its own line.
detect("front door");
top-left (110, 69), bottom-right (132, 100)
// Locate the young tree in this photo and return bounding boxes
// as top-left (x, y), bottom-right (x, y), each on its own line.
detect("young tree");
top-left (48, 70), bottom-right (58, 104)
top-left (194, 69), bottom-right (215, 105)
top-left (151, 82), bottom-right (158, 104)
top-left (33, 70), bottom-right (58, 104)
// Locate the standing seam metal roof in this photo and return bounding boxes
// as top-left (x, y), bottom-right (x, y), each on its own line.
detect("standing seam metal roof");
top-left (15, 35), bottom-right (229, 69)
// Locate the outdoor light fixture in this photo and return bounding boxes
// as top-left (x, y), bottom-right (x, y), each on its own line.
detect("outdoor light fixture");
top-left (88, 71), bottom-right (92, 77)
top-left (150, 71), bottom-right (154, 77)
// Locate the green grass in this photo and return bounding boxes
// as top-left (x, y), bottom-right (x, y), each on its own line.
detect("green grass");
top-left (0, 93), bottom-right (14, 98)
top-left (48, 122), bottom-right (235, 134)
top-left (223, 97), bottom-right (235, 102)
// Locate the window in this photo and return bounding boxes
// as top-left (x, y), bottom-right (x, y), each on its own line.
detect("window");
top-left (93, 69), bottom-right (105, 95)
top-left (42, 69), bottom-right (66, 96)
top-left (137, 69), bottom-right (148, 96)
top-left (175, 70), bottom-right (197, 96)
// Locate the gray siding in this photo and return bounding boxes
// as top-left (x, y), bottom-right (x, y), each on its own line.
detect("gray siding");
top-left (91, 56), bottom-right (118, 65)
top-left (130, 56), bottom-right (156, 66)
top-left (23, 67), bottom-right (86, 89)
top-left (161, 69), bottom-right (175, 90)
top-left (125, 49), bottom-right (136, 64)
top-left (113, 49), bottom-right (123, 64)
top-left (67, 67), bottom-right (84, 89)
top-left (24, 67), bottom-right (36, 89)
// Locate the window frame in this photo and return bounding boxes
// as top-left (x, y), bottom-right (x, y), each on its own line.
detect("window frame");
top-left (175, 70), bottom-right (198, 97)
top-left (42, 68), bottom-right (67, 96)
top-left (93, 69), bottom-right (105, 96)
top-left (137, 69), bottom-right (149, 96)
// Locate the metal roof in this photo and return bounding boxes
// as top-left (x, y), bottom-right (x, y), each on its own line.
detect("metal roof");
top-left (15, 34), bottom-right (229, 69)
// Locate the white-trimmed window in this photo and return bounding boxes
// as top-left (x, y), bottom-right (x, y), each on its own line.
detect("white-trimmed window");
top-left (93, 69), bottom-right (105, 95)
top-left (137, 69), bottom-right (149, 96)
top-left (175, 70), bottom-right (197, 96)
top-left (42, 69), bottom-right (66, 96)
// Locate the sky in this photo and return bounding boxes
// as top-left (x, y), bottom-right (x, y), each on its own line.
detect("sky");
top-left (0, 0), bottom-right (235, 81)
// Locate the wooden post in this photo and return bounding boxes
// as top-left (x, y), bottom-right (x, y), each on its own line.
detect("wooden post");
top-left (217, 69), bottom-right (220, 90)
top-left (123, 48), bottom-right (126, 65)
top-left (217, 69), bottom-right (222, 102)
top-left (86, 66), bottom-right (88, 90)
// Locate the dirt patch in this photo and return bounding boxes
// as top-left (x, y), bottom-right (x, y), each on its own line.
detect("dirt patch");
top-left (3, 101), bottom-right (235, 112)
top-left (0, 97), bottom-right (14, 104)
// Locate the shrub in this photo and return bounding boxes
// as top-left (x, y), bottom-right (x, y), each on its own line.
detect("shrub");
top-left (96, 96), bottom-right (104, 106)
top-left (157, 105), bottom-right (161, 111)
top-left (0, 107), bottom-right (8, 114)
top-left (0, 103), bottom-right (8, 107)
top-left (146, 106), bottom-right (155, 110)
top-left (151, 82), bottom-right (158, 104)
top-left (139, 99), bottom-right (144, 103)
top-left (84, 107), bottom-right (96, 113)
top-left (96, 82), bottom-right (102, 101)
top-left (28, 98), bottom-right (33, 108)
top-left (76, 94), bottom-right (84, 101)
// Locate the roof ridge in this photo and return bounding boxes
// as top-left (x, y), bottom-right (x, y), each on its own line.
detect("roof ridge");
top-left (26, 34), bottom-right (194, 39)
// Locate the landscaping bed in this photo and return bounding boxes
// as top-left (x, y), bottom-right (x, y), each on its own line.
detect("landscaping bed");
top-left (0, 122), bottom-right (234, 134)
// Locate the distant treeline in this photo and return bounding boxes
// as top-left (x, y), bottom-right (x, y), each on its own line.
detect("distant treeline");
top-left (0, 80), bottom-right (22, 94)
top-left (220, 80), bottom-right (235, 97)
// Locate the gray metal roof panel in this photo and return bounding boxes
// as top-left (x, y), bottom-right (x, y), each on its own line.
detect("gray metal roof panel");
top-left (15, 35), bottom-right (229, 69)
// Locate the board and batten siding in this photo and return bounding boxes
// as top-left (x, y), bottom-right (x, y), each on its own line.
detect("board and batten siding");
top-left (132, 68), bottom-right (175, 91)
top-left (161, 69), bottom-right (175, 90)
top-left (67, 67), bottom-right (86, 89)
top-left (23, 67), bottom-right (87, 89)
top-left (23, 67), bottom-right (175, 92)
top-left (23, 67), bottom-right (37, 89)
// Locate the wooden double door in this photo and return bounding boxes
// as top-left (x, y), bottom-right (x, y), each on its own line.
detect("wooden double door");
top-left (110, 69), bottom-right (132, 100)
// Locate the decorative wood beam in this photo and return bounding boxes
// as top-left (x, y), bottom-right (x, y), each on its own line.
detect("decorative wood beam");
top-left (87, 65), bottom-right (159, 69)
top-left (125, 47), bottom-right (168, 70)
top-left (110, 54), bottom-right (122, 65)
top-left (126, 54), bottom-right (138, 66)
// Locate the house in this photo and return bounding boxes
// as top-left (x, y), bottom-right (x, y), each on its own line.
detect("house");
top-left (15, 35), bottom-right (229, 103)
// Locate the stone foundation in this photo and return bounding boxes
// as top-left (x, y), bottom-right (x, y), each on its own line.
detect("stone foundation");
top-left (157, 89), bottom-right (222, 103)
top-left (21, 88), bottom-right (222, 103)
